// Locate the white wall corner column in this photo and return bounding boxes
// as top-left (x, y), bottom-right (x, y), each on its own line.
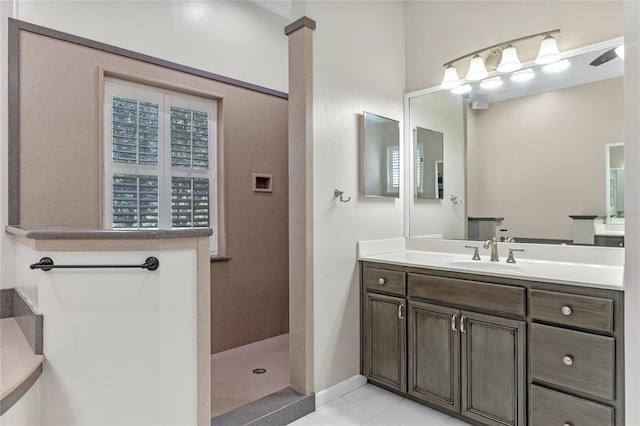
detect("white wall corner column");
top-left (285, 16), bottom-right (315, 396)
top-left (624, 1), bottom-right (640, 424)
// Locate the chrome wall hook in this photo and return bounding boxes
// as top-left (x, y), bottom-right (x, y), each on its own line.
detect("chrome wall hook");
top-left (334, 189), bottom-right (351, 203)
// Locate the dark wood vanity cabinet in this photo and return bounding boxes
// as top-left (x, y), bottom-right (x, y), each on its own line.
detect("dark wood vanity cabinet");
top-left (406, 268), bottom-right (528, 425)
top-left (407, 302), bottom-right (525, 426)
top-left (362, 265), bottom-right (408, 392)
top-left (360, 261), bottom-right (624, 426)
top-left (528, 288), bottom-right (622, 426)
top-left (362, 292), bottom-right (406, 392)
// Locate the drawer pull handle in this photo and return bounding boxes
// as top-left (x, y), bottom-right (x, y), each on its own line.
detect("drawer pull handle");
top-left (398, 304), bottom-right (404, 320)
top-left (562, 355), bottom-right (574, 366)
top-left (561, 306), bottom-right (572, 316)
top-left (451, 314), bottom-right (457, 332)
top-left (460, 315), bottom-right (466, 334)
top-left (378, 278), bottom-right (386, 285)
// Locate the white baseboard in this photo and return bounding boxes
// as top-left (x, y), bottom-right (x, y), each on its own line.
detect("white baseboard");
top-left (315, 375), bottom-right (367, 407)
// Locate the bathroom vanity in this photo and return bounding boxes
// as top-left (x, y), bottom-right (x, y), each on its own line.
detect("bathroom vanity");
top-left (358, 238), bottom-right (624, 426)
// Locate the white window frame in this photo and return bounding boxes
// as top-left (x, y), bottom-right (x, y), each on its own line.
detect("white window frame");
top-left (104, 78), bottom-right (218, 252)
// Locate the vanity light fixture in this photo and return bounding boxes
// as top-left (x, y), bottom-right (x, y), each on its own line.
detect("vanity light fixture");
top-left (440, 29), bottom-right (561, 90)
top-left (542, 58), bottom-right (570, 73)
top-left (497, 45), bottom-right (522, 73)
top-left (441, 65), bottom-right (462, 89)
top-left (480, 76), bottom-right (503, 89)
top-left (466, 55), bottom-right (489, 81)
top-left (510, 68), bottom-right (535, 82)
top-left (451, 84), bottom-right (472, 95)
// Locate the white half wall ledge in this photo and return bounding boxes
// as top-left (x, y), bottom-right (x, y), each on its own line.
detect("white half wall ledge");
top-left (315, 375), bottom-right (367, 407)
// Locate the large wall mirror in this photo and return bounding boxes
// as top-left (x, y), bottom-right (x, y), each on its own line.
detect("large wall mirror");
top-left (406, 37), bottom-right (624, 244)
top-left (362, 111), bottom-right (400, 198)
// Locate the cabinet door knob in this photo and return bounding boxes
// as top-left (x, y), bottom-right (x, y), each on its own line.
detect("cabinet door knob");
top-left (451, 314), bottom-right (457, 332)
top-left (562, 355), bottom-right (574, 366)
top-left (378, 278), bottom-right (385, 285)
top-left (398, 304), bottom-right (404, 320)
top-left (561, 306), bottom-right (572, 316)
top-left (564, 423), bottom-right (573, 426)
top-left (460, 315), bottom-right (466, 334)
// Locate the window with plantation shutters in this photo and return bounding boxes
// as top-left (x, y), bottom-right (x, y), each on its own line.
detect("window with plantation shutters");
top-left (104, 79), bottom-right (217, 252)
top-left (416, 142), bottom-right (424, 195)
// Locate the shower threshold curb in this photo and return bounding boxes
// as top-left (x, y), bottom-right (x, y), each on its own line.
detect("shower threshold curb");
top-left (211, 387), bottom-right (315, 426)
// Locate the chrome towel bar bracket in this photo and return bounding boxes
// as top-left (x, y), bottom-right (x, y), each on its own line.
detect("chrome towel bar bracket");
top-left (30, 256), bottom-right (160, 272)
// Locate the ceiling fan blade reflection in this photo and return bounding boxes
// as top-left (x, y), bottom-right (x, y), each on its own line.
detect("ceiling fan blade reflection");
top-left (590, 47), bottom-right (619, 66)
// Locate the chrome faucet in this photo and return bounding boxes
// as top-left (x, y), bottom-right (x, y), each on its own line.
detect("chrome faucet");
top-left (484, 237), bottom-right (499, 262)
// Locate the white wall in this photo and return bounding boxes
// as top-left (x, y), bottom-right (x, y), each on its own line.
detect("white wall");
top-left (301, 1), bottom-right (406, 392)
top-left (15, 246), bottom-right (199, 425)
top-left (624, 2), bottom-right (640, 423)
top-left (0, 383), bottom-right (39, 426)
top-left (15, 1), bottom-right (289, 93)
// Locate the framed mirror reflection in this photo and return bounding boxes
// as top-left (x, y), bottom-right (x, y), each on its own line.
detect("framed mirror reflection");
top-left (362, 111), bottom-right (400, 198)
top-left (405, 37), bottom-right (624, 245)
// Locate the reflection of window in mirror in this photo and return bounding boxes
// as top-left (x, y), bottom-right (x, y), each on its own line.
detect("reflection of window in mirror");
top-left (415, 127), bottom-right (444, 200)
top-left (435, 160), bottom-right (444, 199)
top-left (362, 111), bottom-right (400, 198)
top-left (386, 145), bottom-right (400, 194)
top-left (606, 142), bottom-right (624, 223)
top-left (416, 142), bottom-right (424, 195)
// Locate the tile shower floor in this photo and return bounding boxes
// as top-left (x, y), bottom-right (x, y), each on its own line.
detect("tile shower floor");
top-left (288, 384), bottom-right (473, 426)
top-left (210, 333), bottom-right (290, 417)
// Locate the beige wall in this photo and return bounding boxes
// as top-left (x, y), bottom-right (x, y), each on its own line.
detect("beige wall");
top-left (467, 77), bottom-right (624, 241)
top-left (16, 29), bottom-right (289, 353)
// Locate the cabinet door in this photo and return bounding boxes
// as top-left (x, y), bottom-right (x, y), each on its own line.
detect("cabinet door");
top-left (461, 311), bottom-right (525, 426)
top-left (408, 301), bottom-right (460, 413)
top-left (363, 292), bottom-right (406, 392)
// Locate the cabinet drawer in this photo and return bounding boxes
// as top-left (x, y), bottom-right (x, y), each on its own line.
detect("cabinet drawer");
top-left (530, 385), bottom-right (614, 426)
top-left (363, 266), bottom-right (406, 296)
top-left (408, 273), bottom-right (525, 317)
top-left (529, 289), bottom-right (613, 333)
top-left (530, 323), bottom-right (614, 401)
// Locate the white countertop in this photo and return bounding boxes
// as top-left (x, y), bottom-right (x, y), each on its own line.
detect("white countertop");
top-left (358, 238), bottom-right (624, 291)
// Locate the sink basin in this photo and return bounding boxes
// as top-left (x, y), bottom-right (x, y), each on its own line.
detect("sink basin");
top-left (444, 260), bottom-right (524, 274)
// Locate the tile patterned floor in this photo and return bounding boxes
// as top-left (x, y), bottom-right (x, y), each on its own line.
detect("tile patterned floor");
top-left (288, 384), bottom-right (472, 426)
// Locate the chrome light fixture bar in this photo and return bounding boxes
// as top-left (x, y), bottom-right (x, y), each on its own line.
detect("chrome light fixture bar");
top-left (441, 29), bottom-right (561, 90)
